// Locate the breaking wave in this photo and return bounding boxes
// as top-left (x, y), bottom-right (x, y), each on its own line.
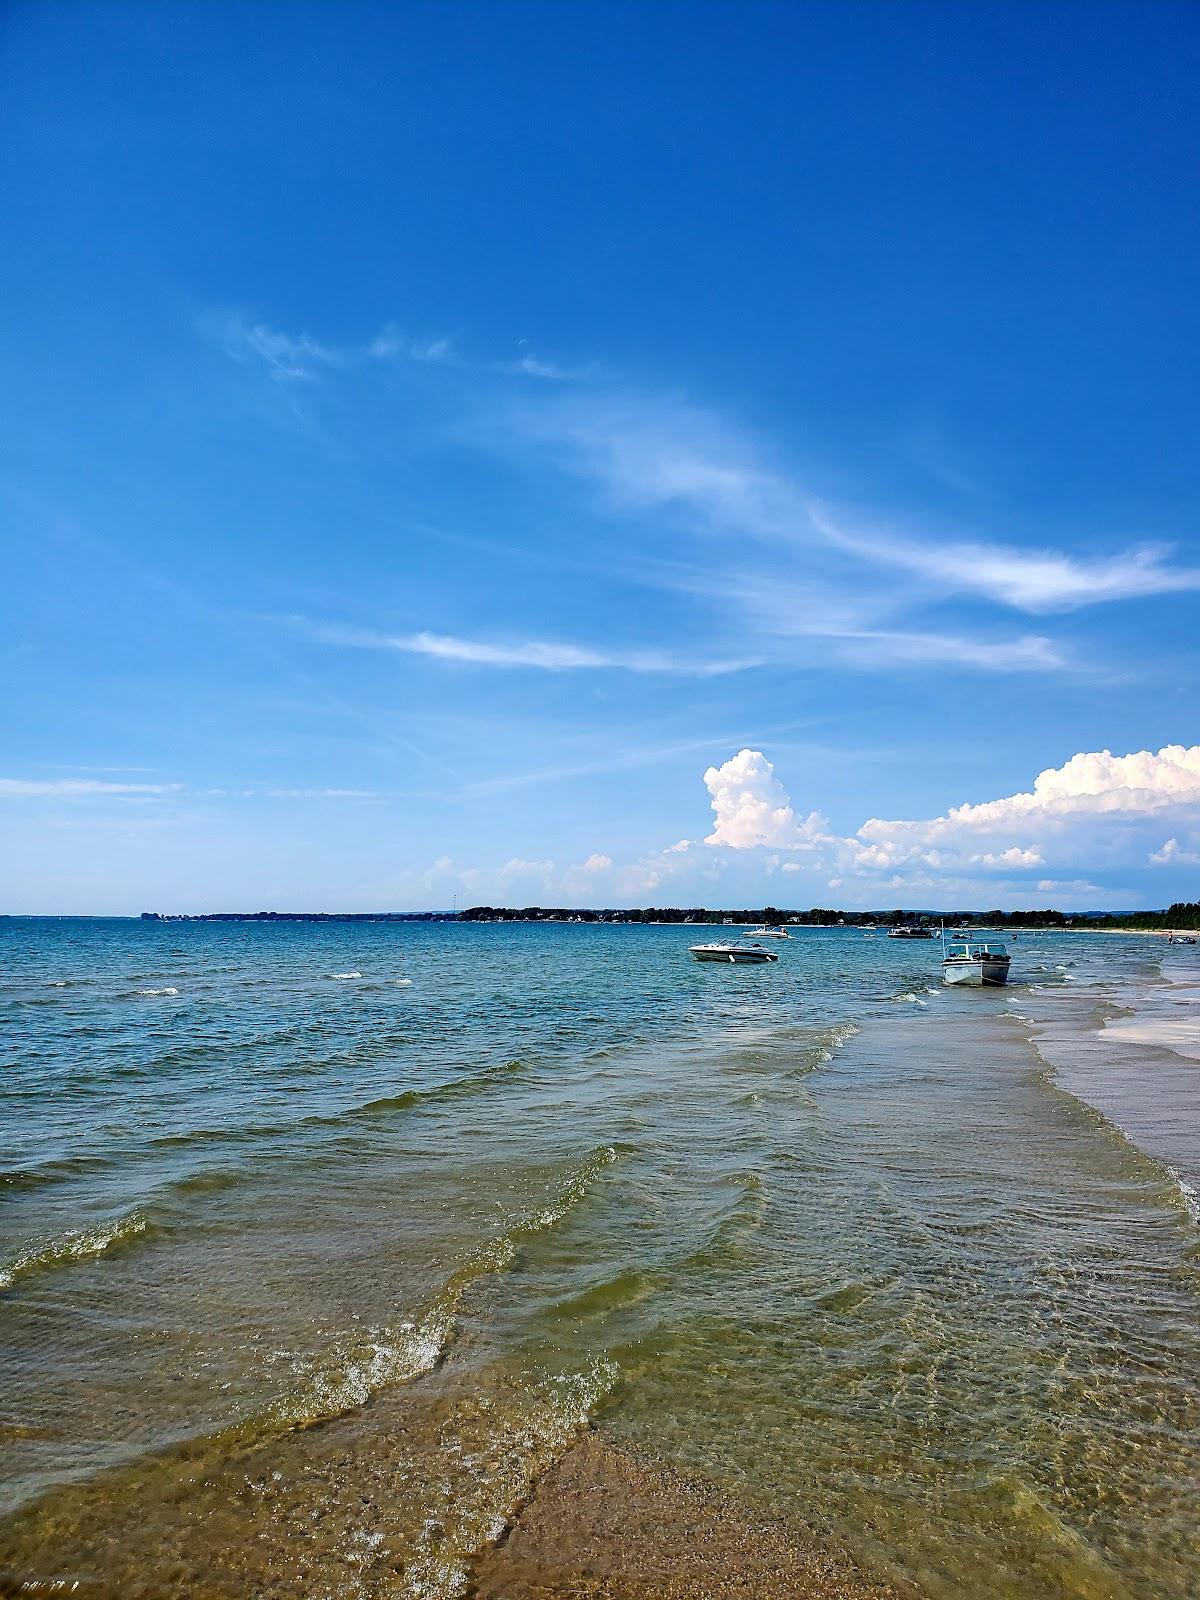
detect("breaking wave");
top-left (0, 1211), bottom-right (154, 1291)
top-left (260, 1142), bottom-right (621, 1432)
top-left (1167, 1166), bottom-right (1200, 1226)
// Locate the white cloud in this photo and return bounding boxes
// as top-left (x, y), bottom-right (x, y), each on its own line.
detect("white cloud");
top-left (0, 778), bottom-right (177, 798)
top-left (702, 750), bottom-right (830, 850)
top-left (1150, 837), bottom-right (1200, 867)
top-left (970, 847), bottom-right (1044, 868)
top-left (947, 744), bottom-right (1200, 826)
top-left (214, 314), bottom-right (453, 382)
top-left (688, 742), bottom-right (1200, 889)
top-left (847, 745), bottom-right (1200, 874)
top-left (525, 392), bottom-right (1199, 622)
top-left (509, 354), bottom-right (577, 381)
top-left (450, 737), bottom-right (1195, 906)
top-left (673, 572), bottom-right (1068, 672)
top-left (497, 857), bottom-right (557, 882)
top-left (301, 621), bottom-right (756, 676)
top-left (263, 787), bottom-right (383, 800)
top-left (824, 628), bottom-right (1063, 673)
top-left (808, 505), bottom-right (1200, 614)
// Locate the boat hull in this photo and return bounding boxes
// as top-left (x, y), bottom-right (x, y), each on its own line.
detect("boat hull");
top-left (943, 958), bottom-right (1009, 987)
top-left (690, 944), bottom-right (778, 963)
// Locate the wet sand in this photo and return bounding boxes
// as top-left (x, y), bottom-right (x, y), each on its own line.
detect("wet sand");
top-left (0, 1350), bottom-right (893, 1599)
top-left (473, 1432), bottom-right (903, 1600)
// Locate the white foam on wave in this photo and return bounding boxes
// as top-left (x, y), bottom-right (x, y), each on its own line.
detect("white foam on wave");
top-left (392, 977), bottom-right (413, 987)
top-left (0, 1210), bottom-right (150, 1290)
top-left (264, 1144), bottom-right (620, 1434)
top-left (136, 986), bottom-right (179, 997)
top-left (329, 971), bottom-right (363, 981)
top-left (1167, 1167), bottom-right (1200, 1225)
top-left (390, 1355), bottom-right (621, 1600)
top-left (271, 1308), bottom-right (452, 1428)
top-left (809, 1020), bottom-right (861, 1070)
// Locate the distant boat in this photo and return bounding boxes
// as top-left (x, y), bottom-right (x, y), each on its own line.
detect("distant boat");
top-left (887, 925), bottom-right (934, 939)
top-left (690, 940), bottom-right (779, 964)
top-left (747, 925), bottom-right (790, 939)
top-left (941, 934), bottom-right (1011, 986)
top-left (1167, 932), bottom-right (1197, 945)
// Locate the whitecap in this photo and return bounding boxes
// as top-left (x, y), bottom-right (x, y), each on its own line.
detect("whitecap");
top-left (136, 987), bottom-right (179, 997)
top-left (329, 972), bottom-right (363, 981)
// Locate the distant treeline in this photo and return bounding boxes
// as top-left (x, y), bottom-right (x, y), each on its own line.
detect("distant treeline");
top-left (137, 902), bottom-right (1200, 929)
top-left (140, 911), bottom-right (456, 923)
top-left (460, 903), bottom-right (1200, 929)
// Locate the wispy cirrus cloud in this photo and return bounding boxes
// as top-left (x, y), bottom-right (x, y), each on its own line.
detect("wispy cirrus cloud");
top-left (803, 627), bottom-right (1064, 673)
top-left (0, 778), bottom-right (179, 798)
top-left (212, 313), bottom-right (579, 388)
top-left (295, 620), bottom-right (759, 676)
top-left (515, 391), bottom-right (1200, 621)
top-left (211, 313), bottom-right (454, 382)
top-left (807, 505), bottom-right (1200, 615)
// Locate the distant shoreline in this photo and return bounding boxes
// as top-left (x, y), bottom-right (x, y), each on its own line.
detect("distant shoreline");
top-left (117, 904), bottom-right (1200, 934)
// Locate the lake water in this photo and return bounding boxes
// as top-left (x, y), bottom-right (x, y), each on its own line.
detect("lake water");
top-left (1, 919), bottom-right (1197, 1597)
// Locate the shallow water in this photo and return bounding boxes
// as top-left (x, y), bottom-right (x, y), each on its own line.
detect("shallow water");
top-left (1, 919), bottom-right (1197, 1596)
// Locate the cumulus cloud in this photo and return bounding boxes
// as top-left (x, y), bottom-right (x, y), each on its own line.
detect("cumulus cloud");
top-left (848, 744), bottom-right (1200, 870)
top-left (970, 847), bottom-right (1044, 868)
top-left (702, 750), bottom-right (830, 849)
top-left (692, 743), bottom-right (1200, 887)
top-left (1150, 837), bottom-right (1200, 867)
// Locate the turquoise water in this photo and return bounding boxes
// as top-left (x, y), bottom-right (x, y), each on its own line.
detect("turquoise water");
top-left (1, 919), bottom-right (1197, 1596)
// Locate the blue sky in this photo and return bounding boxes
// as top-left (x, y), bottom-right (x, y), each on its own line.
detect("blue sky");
top-left (2, 0), bottom-right (1198, 913)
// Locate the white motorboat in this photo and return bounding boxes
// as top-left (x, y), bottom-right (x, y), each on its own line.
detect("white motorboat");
top-left (690, 940), bottom-right (779, 964)
top-left (1167, 932), bottom-right (1197, 945)
top-left (941, 936), bottom-right (1011, 986)
top-left (887, 924), bottom-right (934, 939)
top-left (748, 925), bottom-right (790, 939)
